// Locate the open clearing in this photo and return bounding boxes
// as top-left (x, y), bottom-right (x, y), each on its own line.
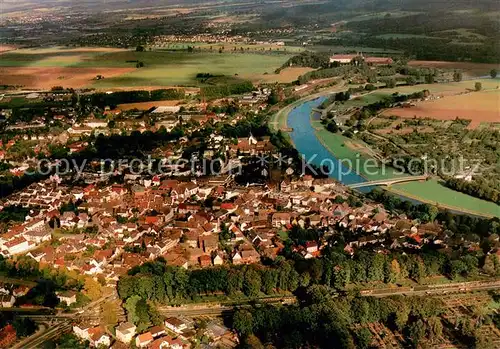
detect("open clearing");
top-left (382, 90), bottom-right (500, 129)
top-left (0, 47), bottom-right (293, 88)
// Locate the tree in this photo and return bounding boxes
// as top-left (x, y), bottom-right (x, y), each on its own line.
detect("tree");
top-left (408, 319), bottom-right (426, 348)
top-left (136, 45), bottom-right (145, 52)
top-left (262, 269), bottom-right (278, 294)
top-left (101, 301), bottom-right (119, 325)
top-left (233, 309), bottom-right (254, 336)
top-left (83, 277), bottom-right (102, 301)
top-left (135, 298), bottom-right (152, 332)
top-left (475, 82), bottom-right (482, 91)
top-left (405, 76), bottom-right (417, 86)
top-left (13, 318), bottom-right (37, 337)
top-left (453, 71), bottom-right (463, 82)
top-left (427, 316), bottom-right (443, 342)
top-left (267, 90), bottom-right (279, 105)
top-left (491, 69), bottom-right (497, 79)
top-left (124, 295), bottom-right (141, 324)
top-left (57, 333), bottom-right (89, 349)
top-left (425, 74), bottom-right (435, 84)
top-left (326, 121), bottom-right (339, 133)
top-left (353, 327), bottom-right (372, 349)
top-left (243, 268), bottom-right (262, 297)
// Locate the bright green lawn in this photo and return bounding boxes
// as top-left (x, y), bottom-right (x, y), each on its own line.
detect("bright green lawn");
top-left (392, 180), bottom-right (500, 218)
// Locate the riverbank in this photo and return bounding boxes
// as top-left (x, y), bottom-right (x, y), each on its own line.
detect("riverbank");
top-left (269, 80), bottom-right (347, 136)
top-left (279, 85), bottom-right (500, 218)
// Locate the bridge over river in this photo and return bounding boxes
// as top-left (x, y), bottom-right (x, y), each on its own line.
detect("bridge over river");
top-left (347, 175), bottom-right (430, 189)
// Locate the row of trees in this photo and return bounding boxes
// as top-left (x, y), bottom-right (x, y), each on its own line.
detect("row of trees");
top-left (444, 176), bottom-right (500, 204)
top-left (233, 287), bottom-right (445, 349)
top-left (117, 259), bottom-right (301, 303)
top-left (118, 238), bottom-right (498, 306)
top-left (200, 80), bottom-right (254, 99)
top-left (278, 51), bottom-right (331, 71)
top-left (80, 89), bottom-right (186, 109)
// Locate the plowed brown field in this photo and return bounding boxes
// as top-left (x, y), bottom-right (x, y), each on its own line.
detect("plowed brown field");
top-left (382, 90), bottom-right (500, 129)
top-left (0, 67), bottom-right (135, 89)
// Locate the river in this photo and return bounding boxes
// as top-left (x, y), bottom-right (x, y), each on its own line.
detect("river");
top-left (286, 95), bottom-right (500, 217)
top-left (287, 96), bottom-right (368, 186)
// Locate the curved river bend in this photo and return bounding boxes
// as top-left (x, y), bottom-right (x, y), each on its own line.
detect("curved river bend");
top-left (287, 97), bottom-right (367, 186)
top-left (286, 96), bottom-right (500, 218)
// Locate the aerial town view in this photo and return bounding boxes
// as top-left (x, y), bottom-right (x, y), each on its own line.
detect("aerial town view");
top-left (0, 0), bottom-right (499, 348)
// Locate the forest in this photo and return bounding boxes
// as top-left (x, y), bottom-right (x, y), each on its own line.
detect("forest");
top-left (232, 290), bottom-right (448, 349)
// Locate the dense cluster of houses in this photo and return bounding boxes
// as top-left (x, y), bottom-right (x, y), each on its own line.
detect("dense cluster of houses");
top-left (71, 316), bottom-right (237, 348)
top-left (1, 168), bottom-right (452, 285)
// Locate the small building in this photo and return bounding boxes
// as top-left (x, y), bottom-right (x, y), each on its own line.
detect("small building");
top-left (213, 254), bottom-right (223, 265)
top-left (136, 332), bottom-right (153, 348)
top-left (149, 325), bottom-right (166, 338)
top-left (0, 295), bottom-right (15, 308)
top-left (116, 322), bottom-right (136, 343)
top-left (164, 317), bottom-right (187, 334)
top-left (57, 290), bottom-right (78, 306)
top-left (88, 327), bottom-right (111, 347)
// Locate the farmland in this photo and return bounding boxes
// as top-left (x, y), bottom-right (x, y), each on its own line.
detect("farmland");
top-left (382, 89), bottom-right (500, 129)
top-left (0, 47), bottom-right (294, 89)
top-left (408, 60), bottom-right (499, 78)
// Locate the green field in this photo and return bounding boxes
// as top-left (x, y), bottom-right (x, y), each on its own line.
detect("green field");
top-left (392, 180), bottom-right (500, 218)
top-left (92, 51), bottom-right (291, 87)
top-left (0, 47), bottom-right (293, 87)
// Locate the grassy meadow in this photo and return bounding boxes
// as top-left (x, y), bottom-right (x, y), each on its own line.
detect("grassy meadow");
top-left (0, 47), bottom-right (294, 88)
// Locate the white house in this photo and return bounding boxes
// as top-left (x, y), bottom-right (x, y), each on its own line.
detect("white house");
top-left (57, 290), bottom-right (78, 306)
top-left (213, 254), bottom-right (223, 265)
top-left (85, 119), bottom-right (108, 129)
top-left (164, 317), bottom-right (187, 334)
top-left (73, 324), bottom-right (92, 341)
top-left (0, 295), bottom-right (15, 307)
top-left (116, 322), bottom-right (136, 343)
top-left (3, 237), bottom-right (32, 255)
